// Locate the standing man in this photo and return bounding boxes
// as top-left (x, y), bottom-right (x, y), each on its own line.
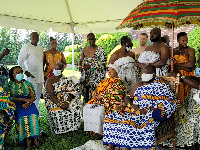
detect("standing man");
top-left (18, 32), bottom-right (44, 111)
top-left (109, 36), bottom-right (140, 93)
top-left (138, 28), bottom-right (170, 76)
top-left (132, 33), bottom-right (148, 60)
top-left (173, 32), bottom-right (196, 102)
top-left (79, 33), bottom-right (107, 104)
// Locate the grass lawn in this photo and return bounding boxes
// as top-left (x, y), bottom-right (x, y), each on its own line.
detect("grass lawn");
top-left (5, 100), bottom-right (102, 150)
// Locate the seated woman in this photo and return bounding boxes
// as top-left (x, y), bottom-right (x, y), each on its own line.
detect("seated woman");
top-left (45, 62), bottom-right (82, 134)
top-left (87, 64), bottom-right (126, 115)
top-left (103, 64), bottom-right (180, 150)
top-left (4, 66), bottom-right (40, 149)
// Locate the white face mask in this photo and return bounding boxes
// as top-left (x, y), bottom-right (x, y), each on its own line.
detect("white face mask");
top-left (141, 73), bottom-right (154, 82)
top-left (53, 69), bottom-right (62, 76)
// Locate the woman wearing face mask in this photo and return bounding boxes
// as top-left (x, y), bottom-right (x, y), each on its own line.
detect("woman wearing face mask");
top-left (44, 37), bottom-right (67, 84)
top-left (45, 62), bottom-right (82, 134)
top-left (103, 64), bottom-right (180, 150)
top-left (4, 66), bottom-right (40, 149)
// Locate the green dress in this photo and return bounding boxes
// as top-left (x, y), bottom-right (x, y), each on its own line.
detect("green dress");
top-left (4, 80), bottom-right (40, 145)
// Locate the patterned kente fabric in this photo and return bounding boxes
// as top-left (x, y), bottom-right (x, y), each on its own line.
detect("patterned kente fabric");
top-left (45, 76), bottom-right (82, 134)
top-left (103, 77), bottom-right (180, 148)
top-left (81, 46), bottom-right (107, 103)
top-left (87, 77), bottom-right (126, 115)
top-left (138, 51), bottom-right (170, 76)
top-left (162, 88), bottom-right (200, 148)
top-left (174, 54), bottom-right (195, 102)
top-left (114, 56), bottom-right (140, 93)
top-left (0, 87), bottom-right (15, 150)
top-left (4, 80), bottom-right (40, 145)
top-left (44, 52), bottom-right (63, 83)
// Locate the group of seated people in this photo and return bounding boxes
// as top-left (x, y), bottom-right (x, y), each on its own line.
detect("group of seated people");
top-left (0, 28), bottom-right (200, 150)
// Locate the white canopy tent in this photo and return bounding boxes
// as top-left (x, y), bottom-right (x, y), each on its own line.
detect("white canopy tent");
top-left (0, 0), bottom-right (143, 74)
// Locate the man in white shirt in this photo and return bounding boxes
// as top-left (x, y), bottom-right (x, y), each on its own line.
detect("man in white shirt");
top-left (18, 32), bottom-right (44, 111)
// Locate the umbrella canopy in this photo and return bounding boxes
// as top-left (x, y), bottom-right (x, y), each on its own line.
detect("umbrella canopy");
top-left (0, 0), bottom-right (143, 34)
top-left (117, 0), bottom-right (200, 30)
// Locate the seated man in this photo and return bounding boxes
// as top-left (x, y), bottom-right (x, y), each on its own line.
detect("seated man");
top-left (103, 64), bottom-right (180, 150)
top-left (45, 62), bottom-right (82, 134)
top-left (87, 64), bottom-right (126, 115)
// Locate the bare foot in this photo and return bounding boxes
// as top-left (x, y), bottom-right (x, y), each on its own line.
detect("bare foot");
top-left (26, 138), bottom-right (31, 149)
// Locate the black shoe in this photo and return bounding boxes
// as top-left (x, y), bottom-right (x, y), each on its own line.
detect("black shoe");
top-left (40, 130), bottom-right (48, 138)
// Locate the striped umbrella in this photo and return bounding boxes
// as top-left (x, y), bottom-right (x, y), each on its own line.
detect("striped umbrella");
top-left (117, 0), bottom-right (200, 71)
top-left (117, 0), bottom-right (200, 30)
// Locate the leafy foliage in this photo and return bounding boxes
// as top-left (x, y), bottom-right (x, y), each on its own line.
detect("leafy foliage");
top-left (83, 32), bottom-right (133, 55)
top-left (65, 44), bottom-right (82, 52)
top-left (0, 27), bottom-right (82, 65)
top-left (65, 52), bottom-right (80, 65)
top-left (188, 27), bottom-right (200, 64)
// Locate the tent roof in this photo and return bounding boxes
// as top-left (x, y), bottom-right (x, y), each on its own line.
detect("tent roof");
top-left (0, 0), bottom-right (143, 33)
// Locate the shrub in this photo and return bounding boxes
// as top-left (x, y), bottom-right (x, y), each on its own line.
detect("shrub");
top-left (65, 52), bottom-right (80, 65)
top-left (96, 34), bottom-right (116, 55)
top-left (83, 32), bottom-right (134, 55)
top-left (107, 44), bottom-right (121, 65)
top-left (65, 44), bottom-right (82, 52)
top-left (188, 27), bottom-right (200, 65)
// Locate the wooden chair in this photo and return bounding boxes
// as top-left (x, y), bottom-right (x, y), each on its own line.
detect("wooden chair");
top-left (155, 74), bottom-right (180, 150)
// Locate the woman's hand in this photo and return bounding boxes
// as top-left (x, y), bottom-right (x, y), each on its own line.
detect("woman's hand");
top-left (22, 102), bottom-right (31, 109)
top-left (96, 94), bottom-right (103, 100)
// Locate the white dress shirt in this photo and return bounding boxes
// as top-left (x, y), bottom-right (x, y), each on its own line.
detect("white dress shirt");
top-left (18, 43), bottom-right (44, 83)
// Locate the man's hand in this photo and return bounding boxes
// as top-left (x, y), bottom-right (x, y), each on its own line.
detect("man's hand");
top-left (25, 71), bottom-right (35, 78)
top-left (130, 104), bottom-right (140, 111)
top-left (60, 103), bottom-right (68, 110)
top-left (140, 108), bottom-right (148, 114)
top-left (2, 49), bottom-right (10, 56)
top-left (83, 64), bottom-right (91, 70)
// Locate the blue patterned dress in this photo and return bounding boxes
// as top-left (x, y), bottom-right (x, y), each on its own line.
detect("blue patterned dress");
top-left (103, 77), bottom-right (180, 148)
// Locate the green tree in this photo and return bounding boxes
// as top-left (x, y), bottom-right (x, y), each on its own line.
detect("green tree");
top-left (188, 27), bottom-right (200, 63)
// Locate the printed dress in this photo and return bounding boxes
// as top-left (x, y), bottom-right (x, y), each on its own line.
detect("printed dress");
top-left (44, 52), bottom-right (64, 83)
top-left (0, 87), bottom-right (15, 150)
top-left (114, 56), bottom-right (140, 93)
top-left (138, 51), bottom-right (170, 76)
top-left (103, 77), bottom-right (179, 148)
top-left (81, 46), bottom-right (107, 103)
top-left (174, 54), bottom-right (195, 102)
top-left (4, 80), bottom-right (40, 145)
top-left (45, 76), bottom-right (82, 134)
top-left (87, 77), bottom-right (126, 115)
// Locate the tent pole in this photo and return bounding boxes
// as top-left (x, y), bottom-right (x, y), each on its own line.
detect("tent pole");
top-left (72, 33), bottom-right (75, 76)
top-left (171, 23), bottom-right (174, 72)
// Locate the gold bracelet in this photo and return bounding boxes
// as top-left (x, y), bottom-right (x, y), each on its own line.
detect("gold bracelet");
top-left (181, 75), bottom-right (186, 79)
top-left (57, 102), bottom-right (63, 107)
top-left (66, 101), bottom-right (70, 104)
top-left (59, 103), bottom-right (63, 107)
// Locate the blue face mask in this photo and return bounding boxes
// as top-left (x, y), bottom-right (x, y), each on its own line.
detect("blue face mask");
top-left (16, 74), bottom-right (24, 81)
top-left (53, 69), bottom-right (62, 76)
